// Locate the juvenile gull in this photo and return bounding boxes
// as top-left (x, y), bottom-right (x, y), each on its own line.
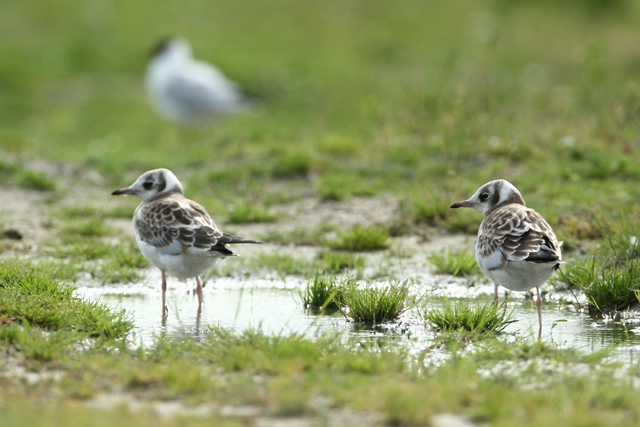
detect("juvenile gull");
top-left (145, 37), bottom-right (251, 123)
top-left (112, 168), bottom-right (261, 314)
top-left (450, 179), bottom-right (562, 338)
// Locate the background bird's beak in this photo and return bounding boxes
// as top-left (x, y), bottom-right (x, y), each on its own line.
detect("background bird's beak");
top-left (112, 188), bottom-right (134, 196)
top-left (450, 200), bottom-right (473, 209)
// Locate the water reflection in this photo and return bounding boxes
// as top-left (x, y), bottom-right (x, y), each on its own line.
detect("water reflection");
top-left (76, 274), bottom-right (640, 365)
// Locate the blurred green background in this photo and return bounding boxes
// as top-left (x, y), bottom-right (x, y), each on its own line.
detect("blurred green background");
top-left (1, 0), bottom-right (640, 240)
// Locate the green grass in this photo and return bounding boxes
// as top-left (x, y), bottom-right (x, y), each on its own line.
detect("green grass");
top-left (557, 258), bottom-right (640, 315)
top-left (0, 0), bottom-right (638, 246)
top-left (429, 248), bottom-right (479, 277)
top-left (88, 242), bottom-right (147, 284)
top-left (425, 300), bottom-right (516, 335)
top-left (271, 150), bottom-right (315, 179)
top-left (299, 274), bottom-right (342, 311)
top-left (0, 260), bottom-right (133, 362)
top-left (0, 161), bottom-right (57, 191)
top-left (15, 170), bottom-right (57, 191)
top-left (0, 260), bottom-right (133, 344)
top-left (0, 321), bottom-right (81, 361)
top-left (317, 250), bottom-right (365, 274)
top-left (103, 204), bottom-right (138, 219)
top-left (596, 213), bottom-right (640, 262)
top-left (46, 240), bottom-right (146, 284)
top-left (329, 225), bottom-right (389, 252)
top-left (43, 203), bottom-right (148, 284)
top-left (552, 218), bottom-right (640, 314)
top-left (0, 303), bottom-right (635, 426)
top-left (402, 189), bottom-right (451, 226)
top-left (339, 279), bottom-right (413, 324)
top-left (226, 202), bottom-right (277, 224)
top-left (56, 205), bottom-right (102, 220)
top-left (4, 324), bottom-right (629, 426)
top-left (0, 2), bottom-right (636, 211)
top-left (316, 172), bottom-right (379, 201)
top-left (253, 253), bottom-right (316, 278)
top-left (443, 210), bottom-right (482, 235)
top-left (61, 218), bottom-right (111, 238)
top-left (2, 0), bottom-right (640, 424)
top-left (2, 396), bottom-right (231, 427)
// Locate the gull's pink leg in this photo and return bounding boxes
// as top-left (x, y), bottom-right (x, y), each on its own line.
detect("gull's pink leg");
top-left (494, 284), bottom-right (499, 305)
top-left (536, 287), bottom-right (542, 340)
top-left (161, 271), bottom-right (168, 316)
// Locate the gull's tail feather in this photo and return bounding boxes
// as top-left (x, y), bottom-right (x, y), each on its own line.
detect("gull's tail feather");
top-left (219, 234), bottom-right (262, 245)
top-left (210, 233), bottom-right (262, 256)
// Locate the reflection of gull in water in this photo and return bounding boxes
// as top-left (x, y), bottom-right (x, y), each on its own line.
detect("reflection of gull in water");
top-left (145, 37), bottom-right (252, 123)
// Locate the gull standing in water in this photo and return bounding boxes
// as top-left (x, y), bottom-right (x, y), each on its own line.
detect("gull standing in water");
top-left (112, 168), bottom-right (261, 315)
top-left (450, 179), bottom-right (562, 339)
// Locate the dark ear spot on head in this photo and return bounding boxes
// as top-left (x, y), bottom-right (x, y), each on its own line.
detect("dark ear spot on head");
top-left (490, 190), bottom-right (500, 206)
top-left (488, 181), bottom-right (502, 205)
top-left (157, 175), bottom-right (166, 192)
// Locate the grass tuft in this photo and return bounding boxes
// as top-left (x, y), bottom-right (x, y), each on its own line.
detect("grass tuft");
top-left (15, 170), bottom-right (57, 191)
top-left (558, 258), bottom-right (640, 314)
top-left (425, 300), bottom-right (516, 335)
top-left (272, 150), bottom-right (314, 179)
top-left (329, 225), bottom-right (389, 252)
top-left (0, 260), bottom-right (133, 340)
top-left (299, 275), bottom-right (342, 312)
top-left (429, 248), bottom-right (478, 277)
top-left (339, 279), bottom-right (412, 324)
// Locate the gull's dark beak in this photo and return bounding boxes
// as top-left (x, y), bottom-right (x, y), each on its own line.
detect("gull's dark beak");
top-left (450, 200), bottom-right (473, 209)
top-left (112, 188), bottom-right (134, 196)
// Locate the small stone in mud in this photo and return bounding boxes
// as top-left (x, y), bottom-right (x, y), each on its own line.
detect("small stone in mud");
top-left (1, 229), bottom-right (22, 240)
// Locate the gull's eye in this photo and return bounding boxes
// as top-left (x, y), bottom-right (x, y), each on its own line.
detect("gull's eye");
top-left (143, 181), bottom-right (154, 190)
top-left (479, 192), bottom-right (490, 202)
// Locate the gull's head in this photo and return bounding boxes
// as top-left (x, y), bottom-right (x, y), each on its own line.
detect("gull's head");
top-left (450, 179), bottom-right (525, 215)
top-left (149, 37), bottom-right (193, 62)
top-left (112, 168), bottom-right (184, 202)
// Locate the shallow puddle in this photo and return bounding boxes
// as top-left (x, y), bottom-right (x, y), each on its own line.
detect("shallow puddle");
top-left (76, 269), bottom-right (640, 366)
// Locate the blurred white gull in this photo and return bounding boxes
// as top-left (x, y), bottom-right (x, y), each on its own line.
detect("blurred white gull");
top-left (145, 37), bottom-right (251, 123)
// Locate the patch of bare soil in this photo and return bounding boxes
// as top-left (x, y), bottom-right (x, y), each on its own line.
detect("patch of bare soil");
top-left (0, 187), bottom-right (54, 248)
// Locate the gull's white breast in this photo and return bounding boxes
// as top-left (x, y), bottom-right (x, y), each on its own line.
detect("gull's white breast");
top-left (478, 256), bottom-right (557, 292)
top-left (136, 238), bottom-right (220, 279)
